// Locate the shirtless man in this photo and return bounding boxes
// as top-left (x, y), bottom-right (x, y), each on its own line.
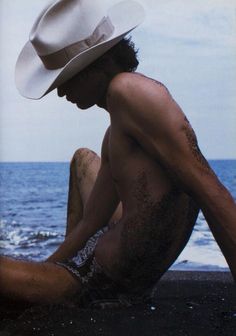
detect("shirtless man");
top-left (1, 0), bottom-right (235, 304)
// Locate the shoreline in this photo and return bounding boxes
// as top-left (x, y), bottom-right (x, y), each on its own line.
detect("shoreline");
top-left (161, 269), bottom-right (232, 281)
top-left (1, 270), bottom-right (235, 335)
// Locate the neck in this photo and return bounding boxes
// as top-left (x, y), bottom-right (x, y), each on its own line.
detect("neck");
top-left (96, 67), bottom-right (123, 111)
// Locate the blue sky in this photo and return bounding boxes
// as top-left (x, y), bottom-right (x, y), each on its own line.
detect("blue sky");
top-left (0, 0), bottom-right (235, 161)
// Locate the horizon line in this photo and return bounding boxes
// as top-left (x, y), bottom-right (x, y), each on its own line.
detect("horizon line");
top-left (1, 158), bottom-right (236, 164)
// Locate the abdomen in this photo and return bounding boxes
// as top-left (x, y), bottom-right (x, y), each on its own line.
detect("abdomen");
top-left (116, 185), bottom-right (199, 292)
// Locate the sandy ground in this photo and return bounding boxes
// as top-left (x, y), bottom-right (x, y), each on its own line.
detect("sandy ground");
top-left (1, 271), bottom-right (235, 336)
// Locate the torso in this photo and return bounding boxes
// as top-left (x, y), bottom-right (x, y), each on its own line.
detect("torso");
top-left (95, 74), bottom-right (199, 292)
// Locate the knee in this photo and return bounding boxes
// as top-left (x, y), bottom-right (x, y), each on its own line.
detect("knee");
top-left (72, 148), bottom-right (92, 162)
top-left (70, 148), bottom-right (98, 169)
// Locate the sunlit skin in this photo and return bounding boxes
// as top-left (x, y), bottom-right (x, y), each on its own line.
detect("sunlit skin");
top-left (0, 59), bottom-right (236, 304)
top-left (58, 66), bottom-right (236, 284)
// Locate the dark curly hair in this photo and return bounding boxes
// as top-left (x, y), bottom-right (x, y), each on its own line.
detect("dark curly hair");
top-left (89, 37), bottom-right (139, 73)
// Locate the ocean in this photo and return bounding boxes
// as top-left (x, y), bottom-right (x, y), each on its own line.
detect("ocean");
top-left (0, 160), bottom-right (235, 271)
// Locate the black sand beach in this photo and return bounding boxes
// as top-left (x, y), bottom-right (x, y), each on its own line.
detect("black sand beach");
top-left (1, 271), bottom-right (235, 336)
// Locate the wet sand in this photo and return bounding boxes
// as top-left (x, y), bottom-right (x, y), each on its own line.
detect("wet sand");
top-left (1, 271), bottom-right (235, 336)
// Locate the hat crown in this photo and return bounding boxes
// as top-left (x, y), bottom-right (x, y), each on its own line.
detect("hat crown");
top-left (30, 0), bottom-right (106, 56)
top-left (16, 0), bottom-right (145, 99)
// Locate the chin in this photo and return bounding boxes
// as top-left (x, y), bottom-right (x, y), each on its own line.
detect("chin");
top-left (76, 102), bottom-right (94, 110)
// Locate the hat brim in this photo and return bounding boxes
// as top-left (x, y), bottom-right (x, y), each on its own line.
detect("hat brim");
top-left (15, 0), bottom-right (145, 100)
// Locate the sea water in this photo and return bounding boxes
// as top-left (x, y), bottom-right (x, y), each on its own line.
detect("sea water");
top-left (0, 160), bottom-right (235, 271)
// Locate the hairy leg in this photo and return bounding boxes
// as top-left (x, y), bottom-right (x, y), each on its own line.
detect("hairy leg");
top-left (66, 148), bottom-right (122, 236)
top-left (0, 256), bottom-right (80, 303)
top-left (66, 148), bottom-right (101, 236)
top-left (0, 149), bottom-right (123, 304)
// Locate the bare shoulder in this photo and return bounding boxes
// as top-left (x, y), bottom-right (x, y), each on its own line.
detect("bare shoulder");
top-left (107, 72), bottom-right (185, 129)
top-left (107, 72), bottom-right (171, 107)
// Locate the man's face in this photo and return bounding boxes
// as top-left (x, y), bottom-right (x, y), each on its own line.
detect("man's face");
top-left (57, 66), bottom-right (106, 109)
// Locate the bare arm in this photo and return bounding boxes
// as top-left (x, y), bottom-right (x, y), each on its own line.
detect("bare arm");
top-left (47, 128), bottom-right (120, 262)
top-left (108, 73), bottom-right (236, 280)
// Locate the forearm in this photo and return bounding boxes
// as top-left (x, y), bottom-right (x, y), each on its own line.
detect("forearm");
top-left (46, 220), bottom-right (90, 262)
top-left (47, 158), bottom-right (120, 263)
top-left (47, 201), bottom-right (119, 263)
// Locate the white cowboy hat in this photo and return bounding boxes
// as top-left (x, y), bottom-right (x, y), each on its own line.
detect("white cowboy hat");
top-left (15, 0), bottom-right (145, 100)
